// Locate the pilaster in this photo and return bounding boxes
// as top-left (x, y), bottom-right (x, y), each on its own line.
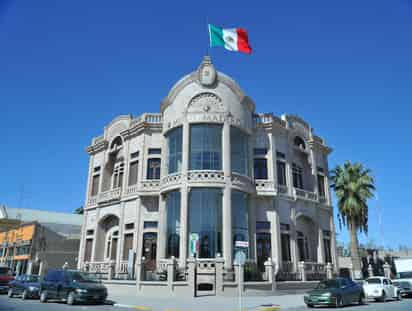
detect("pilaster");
top-left (271, 199), bottom-right (282, 268)
top-left (179, 187), bottom-right (189, 267)
top-left (223, 187), bottom-right (232, 269)
top-left (157, 194), bottom-right (167, 261)
top-left (248, 196), bottom-right (257, 260)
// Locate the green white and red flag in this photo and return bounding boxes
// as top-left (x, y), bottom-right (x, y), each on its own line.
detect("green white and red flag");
top-left (208, 24), bottom-right (252, 54)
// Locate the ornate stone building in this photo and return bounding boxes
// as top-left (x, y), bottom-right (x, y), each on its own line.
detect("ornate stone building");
top-left (78, 57), bottom-right (337, 295)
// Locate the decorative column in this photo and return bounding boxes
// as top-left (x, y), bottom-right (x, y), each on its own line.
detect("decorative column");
top-left (116, 202), bottom-right (125, 276)
top-left (290, 207), bottom-right (299, 271)
top-left (271, 200), bottom-right (282, 269)
top-left (179, 187), bottom-right (189, 267)
top-left (182, 121), bottom-right (190, 173)
top-left (91, 208), bottom-right (101, 262)
top-left (309, 130), bottom-right (319, 197)
top-left (222, 121), bottom-right (232, 268)
top-left (223, 187), bottom-right (232, 269)
top-left (248, 196), bottom-right (257, 260)
top-left (135, 197), bottom-right (143, 263)
top-left (77, 210), bottom-right (88, 269)
top-left (157, 194), bottom-right (167, 262)
top-left (285, 138), bottom-right (294, 197)
top-left (317, 226), bottom-right (325, 264)
top-left (269, 131), bottom-right (278, 185)
top-left (329, 214), bottom-right (338, 272)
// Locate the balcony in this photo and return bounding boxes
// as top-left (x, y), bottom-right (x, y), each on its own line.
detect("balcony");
top-left (255, 180), bottom-right (276, 195)
top-left (293, 188), bottom-right (318, 202)
top-left (187, 170), bottom-right (225, 184)
top-left (124, 184), bottom-right (139, 197)
top-left (160, 173), bottom-right (183, 192)
top-left (140, 180), bottom-right (161, 195)
top-left (97, 188), bottom-right (122, 204)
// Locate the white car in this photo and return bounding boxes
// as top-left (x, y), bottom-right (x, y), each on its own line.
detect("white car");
top-left (363, 277), bottom-right (401, 302)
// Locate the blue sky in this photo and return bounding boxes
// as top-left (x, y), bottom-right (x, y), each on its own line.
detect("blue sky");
top-left (1, 0), bottom-right (411, 248)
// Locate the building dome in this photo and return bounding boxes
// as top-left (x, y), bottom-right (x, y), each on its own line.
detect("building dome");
top-left (161, 56), bottom-right (255, 134)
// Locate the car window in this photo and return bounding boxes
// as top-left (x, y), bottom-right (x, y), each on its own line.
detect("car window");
top-left (383, 279), bottom-right (388, 285)
top-left (340, 279), bottom-right (349, 287)
top-left (367, 278), bottom-right (382, 284)
top-left (388, 279), bottom-right (392, 285)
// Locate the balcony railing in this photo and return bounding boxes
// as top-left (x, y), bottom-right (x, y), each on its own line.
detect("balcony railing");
top-left (187, 170), bottom-right (225, 184)
top-left (97, 188), bottom-right (122, 204)
top-left (124, 184), bottom-right (139, 197)
top-left (255, 179), bottom-right (275, 195)
top-left (293, 188), bottom-right (318, 202)
top-left (161, 173), bottom-right (183, 191)
top-left (87, 196), bottom-right (98, 206)
top-left (140, 180), bottom-right (161, 193)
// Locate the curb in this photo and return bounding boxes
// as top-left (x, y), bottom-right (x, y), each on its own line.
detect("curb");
top-left (114, 304), bottom-right (152, 310)
top-left (113, 303), bottom-right (282, 311)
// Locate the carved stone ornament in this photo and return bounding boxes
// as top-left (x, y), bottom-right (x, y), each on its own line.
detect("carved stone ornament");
top-left (197, 56), bottom-right (217, 86)
top-left (187, 92), bottom-right (224, 113)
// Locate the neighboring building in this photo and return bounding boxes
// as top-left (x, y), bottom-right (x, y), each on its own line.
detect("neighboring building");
top-left (0, 206), bottom-right (82, 276)
top-left (79, 57), bottom-right (338, 295)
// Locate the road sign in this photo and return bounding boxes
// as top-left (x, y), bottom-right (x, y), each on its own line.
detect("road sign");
top-left (189, 233), bottom-right (199, 257)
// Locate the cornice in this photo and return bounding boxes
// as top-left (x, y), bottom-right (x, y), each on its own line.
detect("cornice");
top-left (86, 140), bottom-right (108, 155)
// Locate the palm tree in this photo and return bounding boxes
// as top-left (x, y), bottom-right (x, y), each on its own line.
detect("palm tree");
top-left (330, 161), bottom-right (375, 278)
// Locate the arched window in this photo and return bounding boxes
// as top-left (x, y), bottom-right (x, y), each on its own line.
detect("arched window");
top-left (294, 136), bottom-right (306, 150)
top-left (105, 227), bottom-right (119, 261)
top-left (110, 136), bottom-right (123, 151)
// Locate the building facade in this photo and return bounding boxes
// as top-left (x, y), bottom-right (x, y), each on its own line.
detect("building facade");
top-left (79, 57), bottom-right (338, 295)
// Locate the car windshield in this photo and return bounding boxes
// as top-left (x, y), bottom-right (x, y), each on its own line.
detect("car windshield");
top-left (25, 275), bottom-right (39, 282)
top-left (399, 272), bottom-right (412, 279)
top-left (316, 280), bottom-right (339, 289)
top-left (367, 278), bottom-right (382, 284)
top-left (69, 271), bottom-right (99, 283)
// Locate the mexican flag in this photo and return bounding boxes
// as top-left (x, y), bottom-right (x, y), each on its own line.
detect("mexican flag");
top-left (209, 24), bottom-right (252, 54)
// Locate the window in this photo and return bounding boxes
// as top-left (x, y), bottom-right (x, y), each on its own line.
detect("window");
top-left (232, 191), bottom-right (249, 258)
top-left (167, 127), bottom-right (183, 174)
top-left (190, 124), bottom-right (222, 170)
top-left (281, 223), bottom-right (291, 262)
top-left (125, 223), bottom-right (135, 230)
top-left (256, 221), bottom-right (271, 230)
top-left (254, 148), bottom-right (267, 156)
top-left (292, 163), bottom-right (303, 189)
top-left (318, 174), bottom-right (326, 197)
top-left (148, 148), bottom-right (161, 155)
top-left (91, 174), bottom-right (100, 196)
top-left (128, 161), bottom-right (139, 186)
top-left (254, 158), bottom-right (268, 179)
top-left (188, 188), bottom-right (222, 258)
top-left (231, 127), bottom-right (249, 176)
top-left (297, 231), bottom-right (309, 261)
top-left (84, 239), bottom-right (93, 262)
top-left (86, 229), bottom-right (94, 236)
top-left (112, 162), bottom-right (124, 188)
top-left (131, 151), bottom-right (139, 159)
top-left (147, 158), bottom-right (161, 179)
top-left (111, 136), bottom-right (123, 150)
top-left (317, 167), bottom-right (324, 173)
top-left (277, 161), bottom-right (287, 185)
top-left (323, 230), bottom-right (332, 263)
top-left (294, 136), bottom-right (306, 149)
top-left (123, 233), bottom-right (134, 260)
top-left (144, 221), bottom-right (158, 229)
top-left (166, 190), bottom-right (181, 258)
top-left (281, 233), bottom-right (291, 261)
top-left (105, 229), bottom-right (119, 261)
top-left (276, 151), bottom-right (286, 159)
top-left (93, 166), bottom-right (101, 172)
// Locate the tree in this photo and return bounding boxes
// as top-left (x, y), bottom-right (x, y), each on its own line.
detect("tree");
top-left (74, 206), bottom-right (84, 215)
top-left (330, 161), bottom-right (375, 279)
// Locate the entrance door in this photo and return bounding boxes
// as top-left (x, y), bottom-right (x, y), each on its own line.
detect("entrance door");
top-left (256, 232), bottom-right (271, 272)
top-left (142, 232), bottom-right (157, 273)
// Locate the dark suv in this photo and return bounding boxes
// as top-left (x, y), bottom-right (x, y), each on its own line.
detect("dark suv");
top-left (39, 269), bottom-right (107, 305)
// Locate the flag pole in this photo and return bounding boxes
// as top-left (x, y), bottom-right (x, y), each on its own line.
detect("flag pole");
top-left (206, 16), bottom-right (210, 57)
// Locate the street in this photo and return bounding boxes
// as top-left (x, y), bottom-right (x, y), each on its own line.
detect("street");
top-left (1, 294), bottom-right (412, 311)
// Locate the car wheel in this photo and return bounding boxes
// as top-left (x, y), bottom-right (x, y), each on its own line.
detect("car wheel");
top-left (359, 293), bottom-right (366, 305)
top-left (21, 290), bottom-right (28, 300)
top-left (7, 288), bottom-right (13, 298)
top-left (335, 296), bottom-right (344, 308)
top-left (306, 303), bottom-right (314, 308)
top-left (67, 291), bottom-right (76, 305)
top-left (40, 291), bottom-right (48, 303)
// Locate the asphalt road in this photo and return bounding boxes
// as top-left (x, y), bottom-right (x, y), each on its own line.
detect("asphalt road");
top-left (1, 294), bottom-right (412, 311)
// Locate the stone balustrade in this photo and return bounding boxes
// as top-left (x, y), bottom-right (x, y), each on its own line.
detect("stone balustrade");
top-left (140, 180), bottom-right (161, 193)
top-left (293, 188), bottom-right (318, 202)
top-left (118, 260), bottom-right (129, 274)
top-left (124, 184), bottom-right (139, 197)
top-left (255, 179), bottom-right (276, 195)
top-left (187, 170), bottom-right (225, 184)
top-left (160, 173), bottom-right (183, 191)
top-left (97, 188), bottom-right (122, 204)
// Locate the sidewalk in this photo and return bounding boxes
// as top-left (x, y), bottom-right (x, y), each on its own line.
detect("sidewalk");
top-left (106, 284), bottom-right (306, 311)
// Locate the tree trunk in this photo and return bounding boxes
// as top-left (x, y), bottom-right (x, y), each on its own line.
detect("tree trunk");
top-left (349, 221), bottom-right (362, 279)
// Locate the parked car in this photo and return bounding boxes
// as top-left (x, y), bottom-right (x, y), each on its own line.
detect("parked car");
top-left (304, 278), bottom-right (365, 308)
top-left (39, 269), bottom-right (107, 305)
top-left (8, 274), bottom-right (40, 299)
top-left (393, 280), bottom-right (412, 298)
top-left (0, 266), bottom-right (14, 294)
top-left (363, 276), bottom-right (401, 302)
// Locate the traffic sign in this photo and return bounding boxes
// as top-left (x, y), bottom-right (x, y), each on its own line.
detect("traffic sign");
top-left (234, 249), bottom-right (247, 265)
top-left (189, 233), bottom-right (199, 257)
